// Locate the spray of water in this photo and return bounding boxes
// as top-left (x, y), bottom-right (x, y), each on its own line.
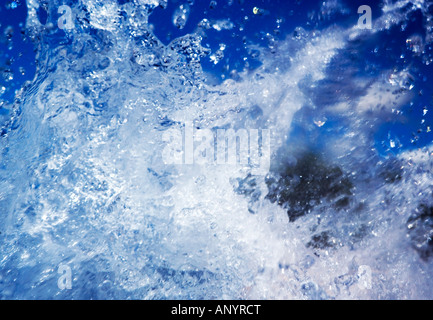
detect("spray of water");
top-left (1, 0), bottom-right (433, 299)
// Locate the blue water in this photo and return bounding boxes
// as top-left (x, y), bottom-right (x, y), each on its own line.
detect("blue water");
top-left (1, 0), bottom-right (433, 299)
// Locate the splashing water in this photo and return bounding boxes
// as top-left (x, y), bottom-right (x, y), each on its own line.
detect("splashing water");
top-left (1, 0), bottom-right (433, 299)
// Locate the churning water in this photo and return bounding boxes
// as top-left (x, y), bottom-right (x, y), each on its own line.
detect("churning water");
top-left (1, 0), bottom-right (433, 299)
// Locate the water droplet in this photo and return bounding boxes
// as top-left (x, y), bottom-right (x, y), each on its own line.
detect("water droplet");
top-left (173, 4), bottom-right (190, 30)
top-left (4, 26), bottom-right (14, 40)
top-left (293, 27), bottom-right (308, 40)
top-left (406, 35), bottom-right (424, 55)
top-left (313, 117), bottom-right (327, 127)
top-left (212, 19), bottom-right (234, 31)
top-left (2, 69), bottom-right (13, 82)
top-left (253, 7), bottom-right (265, 15)
top-left (209, 0), bottom-right (217, 9)
top-left (198, 18), bottom-right (211, 30)
top-left (209, 44), bottom-right (226, 65)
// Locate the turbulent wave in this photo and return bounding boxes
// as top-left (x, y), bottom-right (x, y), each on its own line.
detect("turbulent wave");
top-left (1, 0), bottom-right (433, 299)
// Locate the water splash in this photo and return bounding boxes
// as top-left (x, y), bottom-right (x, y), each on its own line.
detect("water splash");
top-left (0, 0), bottom-right (433, 300)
